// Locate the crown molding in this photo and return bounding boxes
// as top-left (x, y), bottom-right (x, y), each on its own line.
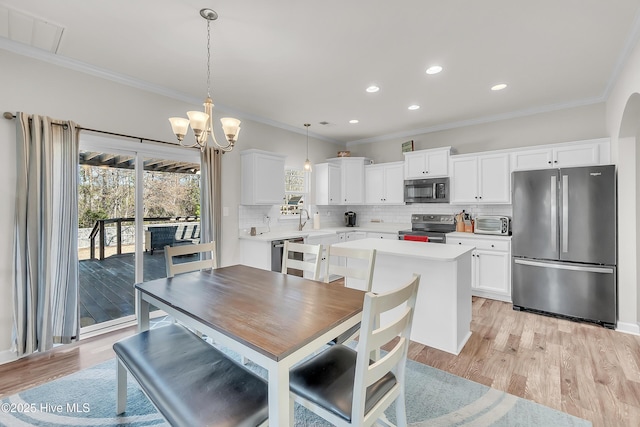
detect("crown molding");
top-left (345, 96), bottom-right (605, 147)
top-left (0, 38), bottom-right (341, 145)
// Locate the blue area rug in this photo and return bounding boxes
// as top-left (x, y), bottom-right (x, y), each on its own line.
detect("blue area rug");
top-left (0, 354), bottom-right (590, 426)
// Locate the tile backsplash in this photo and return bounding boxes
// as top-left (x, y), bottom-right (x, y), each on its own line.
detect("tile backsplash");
top-left (239, 203), bottom-right (512, 231)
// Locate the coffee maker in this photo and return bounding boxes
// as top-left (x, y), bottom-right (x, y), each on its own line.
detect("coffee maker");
top-left (345, 211), bottom-right (357, 227)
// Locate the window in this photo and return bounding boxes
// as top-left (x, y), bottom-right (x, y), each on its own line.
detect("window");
top-left (281, 169), bottom-right (309, 216)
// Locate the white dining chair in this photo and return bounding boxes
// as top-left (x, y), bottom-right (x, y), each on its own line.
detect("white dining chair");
top-left (290, 273), bottom-right (420, 427)
top-left (324, 246), bottom-right (376, 291)
top-left (281, 240), bottom-right (323, 280)
top-left (325, 246), bottom-right (377, 345)
top-left (164, 241), bottom-right (218, 340)
top-left (164, 241), bottom-right (217, 278)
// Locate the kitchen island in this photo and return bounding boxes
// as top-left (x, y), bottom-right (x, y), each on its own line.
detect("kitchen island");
top-left (332, 238), bottom-right (473, 355)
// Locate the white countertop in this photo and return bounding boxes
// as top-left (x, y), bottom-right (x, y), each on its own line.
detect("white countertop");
top-left (332, 238), bottom-right (473, 262)
top-left (238, 223), bottom-right (410, 242)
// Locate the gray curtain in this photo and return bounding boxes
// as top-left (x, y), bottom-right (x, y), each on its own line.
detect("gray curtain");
top-left (200, 147), bottom-right (222, 266)
top-left (13, 112), bottom-right (79, 357)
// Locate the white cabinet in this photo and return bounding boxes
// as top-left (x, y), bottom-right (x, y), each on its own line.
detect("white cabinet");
top-left (240, 149), bottom-right (286, 205)
top-left (345, 231), bottom-right (367, 241)
top-left (366, 232), bottom-right (397, 240)
top-left (447, 234), bottom-right (511, 302)
top-left (364, 161), bottom-right (405, 204)
top-left (316, 158), bottom-right (371, 205)
top-left (239, 239), bottom-right (272, 271)
top-left (315, 163), bottom-right (341, 205)
top-left (336, 158), bottom-right (371, 204)
top-left (403, 147), bottom-right (450, 179)
top-left (450, 153), bottom-right (510, 204)
top-left (510, 139), bottom-right (609, 171)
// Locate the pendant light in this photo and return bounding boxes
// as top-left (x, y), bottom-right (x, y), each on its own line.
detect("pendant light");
top-left (303, 123), bottom-right (312, 172)
top-left (168, 9), bottom-right (241, 152)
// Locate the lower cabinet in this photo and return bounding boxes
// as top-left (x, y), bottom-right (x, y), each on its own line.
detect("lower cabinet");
top-left (366, 232), bottom-right (397, 240)
top-left (446, 234), bottom-right (511, 302)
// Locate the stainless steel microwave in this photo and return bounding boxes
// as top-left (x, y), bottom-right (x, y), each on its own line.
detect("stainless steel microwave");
top-left (404, 177), bottom-right (449, 204)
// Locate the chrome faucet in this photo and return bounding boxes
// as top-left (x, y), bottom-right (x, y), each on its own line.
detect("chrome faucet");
top-left (298, 208), bottom-right (310, 231)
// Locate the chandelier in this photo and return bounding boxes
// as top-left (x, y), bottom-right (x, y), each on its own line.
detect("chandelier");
top-left (169, 9), bottom-right (240, 152)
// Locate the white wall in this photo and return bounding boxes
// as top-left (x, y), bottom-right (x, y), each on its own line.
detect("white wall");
top-left (348, 103), bottom-right (607, 163)
top-left (0, 49), bottom-right (343, 360)
top-left (606, 37), bottom-right (640, 334)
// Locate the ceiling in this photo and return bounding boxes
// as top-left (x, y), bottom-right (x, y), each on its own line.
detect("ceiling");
top-left (2, 0), bottom-right (640, 145)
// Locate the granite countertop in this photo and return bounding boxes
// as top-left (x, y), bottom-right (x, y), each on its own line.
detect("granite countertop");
top-left (238, 223), bottom-right (410, 242)
top-left (332, 238), bottom-right (473, 262)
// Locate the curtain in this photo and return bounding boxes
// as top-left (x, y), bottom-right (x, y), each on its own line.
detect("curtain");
top-left (200, 147), bottom-right (222, 266)
top-left (13, 112), bottom-right (79, 357)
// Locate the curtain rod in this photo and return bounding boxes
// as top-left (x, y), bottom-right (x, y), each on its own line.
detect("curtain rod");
top-left (3, 112), bottom-right (184, 147)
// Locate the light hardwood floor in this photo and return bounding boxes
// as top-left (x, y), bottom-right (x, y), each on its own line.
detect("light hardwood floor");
top-left (1, 297), bottom-right (639, 427)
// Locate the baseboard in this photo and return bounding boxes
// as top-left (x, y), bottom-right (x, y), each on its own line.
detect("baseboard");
top-left (0, 349), bottom-right (17, 365)
top-left (615, 321), bottom-right (640, 335)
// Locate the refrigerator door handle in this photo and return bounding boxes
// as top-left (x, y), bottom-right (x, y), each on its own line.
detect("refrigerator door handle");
top-left (562, 175), bottom-right (569, 253)
top-left (514, 258), bottom-right (614, 274)
top-left (550, 175), bottom-right (557, 248)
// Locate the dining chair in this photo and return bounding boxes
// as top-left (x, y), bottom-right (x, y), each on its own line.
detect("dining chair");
top-left (281, 240), bottom-right (323, 280)
top-left (164, 241), bottom-right (218, 341)
top-left (164, 241), bottom-right (217, 278)
top-left (290, 273), bottom-right (420, 427)
top-left (324, 246), bottom-right (376, 291)
top-left (325, 246), bottom-right (377, 345)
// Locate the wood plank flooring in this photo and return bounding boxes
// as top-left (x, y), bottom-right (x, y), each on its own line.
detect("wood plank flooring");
top-left (1, 297), bottom-right (640, 427)
top-left (78, 251), bottom-right (197, 327)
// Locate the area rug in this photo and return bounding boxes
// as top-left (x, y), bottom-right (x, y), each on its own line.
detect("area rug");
top-left (0, 355), bottom-right (590, 427)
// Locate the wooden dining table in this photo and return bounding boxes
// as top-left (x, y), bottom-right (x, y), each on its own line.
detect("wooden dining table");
top-left (135, 264), bottom-right (366, 426)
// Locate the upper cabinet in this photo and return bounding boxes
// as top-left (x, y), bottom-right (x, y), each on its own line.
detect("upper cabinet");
top-left (315, 157), bottom-right (372, 205)
top-left (315, 162), bottom-right (342, 205)
top-left (510, 139), bottom-right (610, 171)
top-left (240, 149), bottom-right (286, 205)
top-left (365, 161), bottom-right (405, 204)
top-left (450, 153), bottom-right (511, 204)
top-left (403, 147), bottom-right (450, 179)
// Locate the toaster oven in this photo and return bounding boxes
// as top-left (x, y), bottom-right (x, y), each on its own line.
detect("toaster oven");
top-left (474, 216), bottom-right (510, 235)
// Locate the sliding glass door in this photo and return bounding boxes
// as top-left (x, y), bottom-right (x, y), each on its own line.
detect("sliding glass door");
top-left (78, 134), bottom-right (200, 334)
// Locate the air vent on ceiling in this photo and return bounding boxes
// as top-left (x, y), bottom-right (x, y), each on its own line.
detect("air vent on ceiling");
top-left (0, 5), bottom-right (65, 53)
top-left (318, 121), bottom-right (330, 125)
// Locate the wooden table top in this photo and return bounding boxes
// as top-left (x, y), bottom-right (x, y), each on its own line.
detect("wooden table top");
top-left (135, 264), bottom-right (365, 361)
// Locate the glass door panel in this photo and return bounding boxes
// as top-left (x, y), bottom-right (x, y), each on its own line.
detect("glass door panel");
top-left (143, 157), bottom-right (201, 284)
top-left (78, 149), bottom-right (136, 329)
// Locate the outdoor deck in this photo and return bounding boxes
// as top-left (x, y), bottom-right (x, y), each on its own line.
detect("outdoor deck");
top-left (79, 251), bottom-right (197, 327)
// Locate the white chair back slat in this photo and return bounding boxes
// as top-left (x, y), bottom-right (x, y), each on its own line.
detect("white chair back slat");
top-left (165, 242), bottom-right (217, 278)
top-left (281, 241), bottom-right (323, 281)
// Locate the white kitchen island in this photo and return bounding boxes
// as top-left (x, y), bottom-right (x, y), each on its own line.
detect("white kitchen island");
top-left (332, 238), bottom-right (473, 355)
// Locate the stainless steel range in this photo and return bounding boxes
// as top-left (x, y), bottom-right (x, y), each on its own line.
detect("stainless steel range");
top-left (398, 214), bottom-right (456, 243)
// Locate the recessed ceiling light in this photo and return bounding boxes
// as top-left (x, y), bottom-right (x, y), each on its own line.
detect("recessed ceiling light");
top-left (408, 104), bottom-right (420, 110)
top-left (349, 119), bottom-right (359, 124)
top-left (491, 83), bottom-right (507, 91)
top-left (426, 65), bottom-right (443, 75)
top-left (366, 85), bottom-right (380, 93)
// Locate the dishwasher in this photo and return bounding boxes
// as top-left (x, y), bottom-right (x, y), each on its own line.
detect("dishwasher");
top-left (271, 237), bottom-right (305, 276)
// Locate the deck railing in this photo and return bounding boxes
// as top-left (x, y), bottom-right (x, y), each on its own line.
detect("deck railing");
top-left (88, 216), bottom-right (199, 260)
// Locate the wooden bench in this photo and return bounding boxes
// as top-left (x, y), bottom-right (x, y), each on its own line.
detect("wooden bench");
top-left (113, 324), bottom-right (269, 427)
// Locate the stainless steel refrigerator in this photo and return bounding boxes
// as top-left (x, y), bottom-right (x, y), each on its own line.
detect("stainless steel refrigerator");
top-left (511, 165), bottom-right (617, 328)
